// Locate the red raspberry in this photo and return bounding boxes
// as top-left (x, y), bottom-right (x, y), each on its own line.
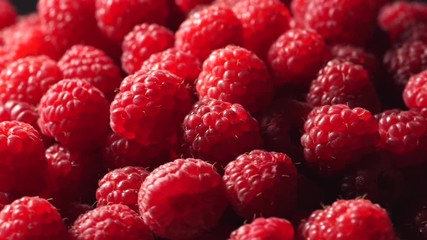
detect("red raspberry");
top-left (0, 55), bottom-right (63, 106)
top-left (175, 6), bottom-right (243, 61)
top-left (121, 23), bottom-right (175, 74)
top-left (110, 70), bottom-right (193, 146)
top-left (299, 199), bottom-right (396, 240)
top-left (306, 59), bottom-right (381, 113)
top-left (140, 48), bottom-right (201, 86)
top-left (95, 0), bottom-right (169, 42)
top-left (223, 150), bottom-right (297, 220)
top-left (138, 158), bottom-right (228, 239)
top-left (0, 1), bottom-right (16, 31)
top-left (229, 217), bottom-right (294, 240)
top-left (70, 204), bottom-right (153, 240)
top-left (38, 79), bottom-right (110, 150)
top-left (268, 29), bottom-right (327, 86)
top-left (182, 98), bottom-right (262, 167)
top-left (291, 0), bottom-right (309, 25)
top-left (0, 197), bottom-right (68, 239)
top-left (196, 45), bottom-right (274, 113)
top-left (175, 0), bottom-right (213, 14)
top-left (301, 104), bottom-right (379, 176)
top-left (96, 166), bottom-right (149, 211)
top-left (212, 0), bottom-right (241, 7)
top-left (0, 101), bottom-right (38, 128)
top-left (403, 70), bottom-right (427, 108)
top-left (231, 0), bottom-right (291, 59)
top-left (58, 45), bottom-right (123, 102)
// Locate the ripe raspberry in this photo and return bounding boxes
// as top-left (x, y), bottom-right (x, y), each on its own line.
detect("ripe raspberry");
top-left (0, 197), bottom-right (68, 239)
top-left (231, 0), bottom-right (291, 58)
top-left (268, 29), bottom-right (327, 86)
top-left (97, 166), bottom-right (149, 211)
top-left (0, 100), bottom-right (38, 128)
top-left (299, 199), bottom-right (396, 240)
top-left (0, 1), bottom-right (16, 31)
top-left (110, 70), bottom-right (193, 146)
top-left (301, 104), bottom-right (379, 176)
top-left (223, 150), bottom-right (297, 220)
top-left (58, 45), bottom-right (123, 102)
top-left (95, 0), bottom-right (169, 42)
top-left (0, 55), bottom-right (63, 105)
top-left (140, 48), bottom-right (201, 86)
top-left (403, 70), bottom-right (427, 108)
top-left (182, 98), bottom-right (262, 167)
top-left (175, 6), bottom-right (243, 61)
top-left (229, 217), bottom-right (294, 240)
top-left (38, 79), bottom-right (110, 150)
top-left (70, 204), bottom-right (153, 240)
top-left (138, 158), bottom-right (228, 239)
top-left (306, 59), bottom-right (381, 113)
top-left (196, 45), bottom-right (274, 113)
top-left (121, 23), bottom-right (174, 74)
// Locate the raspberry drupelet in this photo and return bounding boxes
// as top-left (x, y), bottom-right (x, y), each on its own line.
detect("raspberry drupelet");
top-left (403, 70), bottom-right (427, 108)
top-left (229, 217), bottom-right (294, 240)
top-left (0, 101), bottom-right (38, 128)
top-left (138, 158), bottom-right (228, 239)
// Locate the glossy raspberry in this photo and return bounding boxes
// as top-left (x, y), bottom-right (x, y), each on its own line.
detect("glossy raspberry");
top-left (0, 55), bottom-right (63, 105)
top-left (175, 6), bottom-right (243, 61)
top-left (231, 0), bottom-right (291, 58)
top-left (138, 158), bottom-right (228, 239)
top-left (299, 199), bottom-right (396, 240)
top-left (97, 166), bottom-right (149, 211)
top-left (223, 150), bottom-right (297, 220)
top-left (38, 79), bottom-right (110, 150)
top-left (121, 23), bottom-right (174, 74)
top-left (229, 217), bottom-right (294, 240)
top-left (268, 29), bottom-right (327, 86)
top-left (330, 44), bottom-right (379, 78)
top-left (0, 1), bottom-right (16, 31)
top-left (110, 70), bottom-right (193, 146)
top-left (70, 204), bottom-right (153, 240)
top-left (0, 101), bottom-right (38, 128)
top-left (58, 45), bottom-right (122, 101)
top-left (403, 70), bottom-right (427, 108)
top-left (140, 48), bottom-right (201, 86)
top-left (0, 197), bottom-right (68, 239)
top-left (306, 60), bottom-right (381, 113)
top-left (182, 98), bottom-right (262, 167)
top-left (196, 45), bottom-right (274, 113)
top-left (95, 0), bottom-right (169, 42)
top-left (301, 105), bottom-right (379, 176)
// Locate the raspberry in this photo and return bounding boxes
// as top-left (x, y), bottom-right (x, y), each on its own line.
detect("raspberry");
top-left (229, 217), bottom-right (294, 240)
top-left (140, 48), bottom-right (201, 86)
top-left (267, 29), bottom-right (327, 86)
top-left (299, 199), bottom-right (396, 240)
top-left (121, 23), bottom-right (175, 74)
top-left (0, 55), bottom-right (63, 106)
top-left (138, 158), bottom-right (228, 239)
top-left (58, 45), bottom-right (123, 102)
top-left (0, 1), bottom-right (16, 31)
top-left (0, 101), bottom-right (38, 128)
top-left (0, 197), bottom-right (68, 239)
top-left (182, 98), bottom-right (262, 167)
top-left (403, 70), bottom-right (427, 108)
top-left (175, 0), bottom-right (214, 14)
top-left (70, 204), bottom-right (153, 240)
top-left (95, 0), bottom-right (169, 42)
top-left (38, 79), bottom-right (110, 150)
top-left (196, 45), bottom-right (274, 113)
top-left (223, 150), bottom-right (297, 220)
top-left (231, 0), bottom-right (291, 59)
top-left (175, 6), bottom-right (243, 61)
top-left (301, 104), bottom-right (379, 176)
top-left (110, 70), bottom-right (193, 146)
top-left (96, 166), bottom-right (149, 211)
top-left (306, 59), bottom-right (381, 113)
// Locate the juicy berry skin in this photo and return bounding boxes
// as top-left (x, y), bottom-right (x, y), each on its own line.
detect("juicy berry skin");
top-left (0, 197), bottom-right (69, 240)
top-left (196, 45), bottom-right (274, 113)
top-left (223, 150), bottom-right (297, 220)
top-left (38, 79), bottom-right (110, 150)
top-left (175, 6), bottom-right (243, 61)
top-left (299, 199), bottom-right (396, 240)
top-left (403, 70), bottom-right (427, 108)
top-left (110, 70), bottom-right (193, 146)
top-left (301, 104), bottom-right (379, 176)
top-left (0, 1), bottom-right (16, 31)
top-left (96, 166), bottom-right (149, 211)
top-left (70, 204), bottom-right (153, 240)
top-left (121, 23), bottom-right (174, 74)
top-left (182, 98), bottom-right (262, 167)
top-left (0, 101), bottom-right (38, 128)
top-left (229, 217), bottom-right (294, 240)
top-left (0, 55), bottom-right (63, 105)
top-left (138, 158), bottom-right (228, 239)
